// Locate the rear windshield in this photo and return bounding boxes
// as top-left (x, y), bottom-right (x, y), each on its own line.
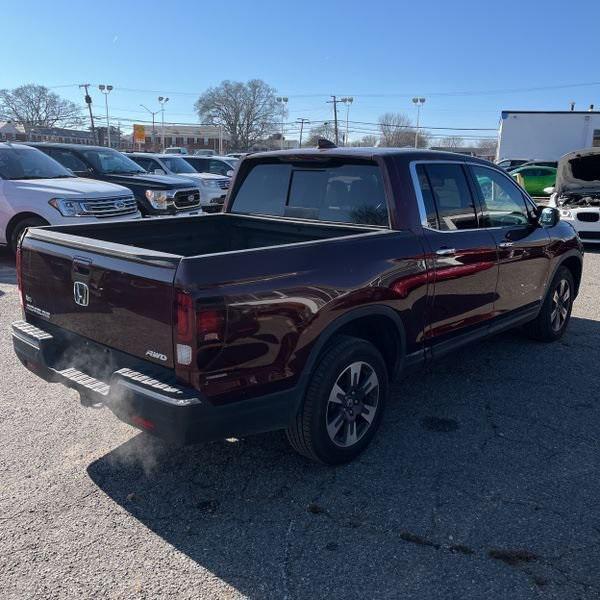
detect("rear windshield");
top-left (230, 161), bottom-right (389, 226)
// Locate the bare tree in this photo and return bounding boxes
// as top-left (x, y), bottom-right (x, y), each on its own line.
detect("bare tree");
top-left (351, 134), bottom-right (379, 147)
top-left (194, 79), bottom-right (278, 151)
top-left (476, 138), bottom-right (498, 157)
top-left (0, 84), bottom-right (84, 129)
top-left (304, 122), bottom-right (337, 147)
top-left (436, 135), bottom-right (465, 149)
top-left (378, 112), bottom-right (429, 148)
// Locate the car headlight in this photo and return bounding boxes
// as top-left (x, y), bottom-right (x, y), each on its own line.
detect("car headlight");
top-left (145, 189), bottom-right (169, 210)
top-left (48, 197), bottom-right (85, 217)
top-left (201, 180), bottom-right (221, 189)
top-left (560, 209), bottom-right (574, 220)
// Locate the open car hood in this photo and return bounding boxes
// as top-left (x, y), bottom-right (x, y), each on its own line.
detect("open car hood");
top-left (555, 148), bottom-right (600, 194)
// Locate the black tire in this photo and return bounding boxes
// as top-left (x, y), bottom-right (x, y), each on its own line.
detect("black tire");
top-left (286, 335), bottom-right (389, 465)
top-left (9, 216), bottom-right (48, 254)
top-left (524, 266), bottom-right (574, 342)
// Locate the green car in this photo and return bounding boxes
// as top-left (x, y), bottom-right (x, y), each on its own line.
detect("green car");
top-left (510, 165), bottom-right (557, 197)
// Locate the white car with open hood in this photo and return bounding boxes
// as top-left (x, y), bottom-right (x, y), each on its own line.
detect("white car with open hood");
top-left (547, 148), bottom-right (600, 244)
top-left (0, 143), bottom-right (140, 252)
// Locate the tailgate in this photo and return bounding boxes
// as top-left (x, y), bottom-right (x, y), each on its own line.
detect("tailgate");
top-left (20, 232), bottom-right (180, 368)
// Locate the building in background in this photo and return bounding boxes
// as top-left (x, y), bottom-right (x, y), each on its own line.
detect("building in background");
top-left (131, 124), bottom-right (229, 153)
top-left (27, 126), bottom-right (95, 144)
top-left (0, 121), bottom-right (27, 141)
top-left (497, 109), bottom-right (600, 162)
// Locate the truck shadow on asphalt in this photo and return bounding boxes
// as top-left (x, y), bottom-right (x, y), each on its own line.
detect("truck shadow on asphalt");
top-left (87, 316), bottom-right (600, 598)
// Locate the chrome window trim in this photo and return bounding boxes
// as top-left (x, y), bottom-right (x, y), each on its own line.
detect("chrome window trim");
top-left (409, 159), bottom-right (535, 233)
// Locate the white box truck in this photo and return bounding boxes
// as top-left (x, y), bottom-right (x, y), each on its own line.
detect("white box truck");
top-left (497, 110), bottom-right (600, 163)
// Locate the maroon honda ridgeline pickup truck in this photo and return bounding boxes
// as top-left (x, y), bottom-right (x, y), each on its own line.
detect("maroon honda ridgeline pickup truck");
top-left (12, 148), bottom-right (583, 464)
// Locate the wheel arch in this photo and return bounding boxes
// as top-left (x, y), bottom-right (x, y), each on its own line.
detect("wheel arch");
top-left (559, 254), bottom-right (583, 297)
top-left (5, 212), bottom-right (49, 246)
top-left (301, 305), bottom-right (406, 390)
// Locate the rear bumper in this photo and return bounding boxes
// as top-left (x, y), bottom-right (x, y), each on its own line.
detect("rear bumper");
top-left (11, 320), bottom-right (296, 445)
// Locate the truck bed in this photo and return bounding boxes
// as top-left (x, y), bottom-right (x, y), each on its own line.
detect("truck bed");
top-left (30, 213), bottom-right (382, 258)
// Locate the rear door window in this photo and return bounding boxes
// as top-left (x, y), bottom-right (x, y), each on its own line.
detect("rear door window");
top-left (231, 161), bottom-right (388, 226)
top-left (45, 148), bottom-right (89, 174)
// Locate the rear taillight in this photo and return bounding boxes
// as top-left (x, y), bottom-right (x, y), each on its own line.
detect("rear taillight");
top-left (174, 290), bottom-right (226, 370)
top-left (175, 291), bottom-right (194, 365)
top-left (197, 309), bottom-right (225, 342)
top-left (15, 245), bottom-right (24, 309)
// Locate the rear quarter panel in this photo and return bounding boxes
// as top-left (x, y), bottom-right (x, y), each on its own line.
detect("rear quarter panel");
top-left (177, 229), bottom-right (428, 404)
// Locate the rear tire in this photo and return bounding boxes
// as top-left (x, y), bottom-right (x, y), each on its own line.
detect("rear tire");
top-left (9, 216), bottom-right (48, 254)
top-left (286, 335), bottom-right (389, 465)
top-left (524, 266), bottom-right (574, 342)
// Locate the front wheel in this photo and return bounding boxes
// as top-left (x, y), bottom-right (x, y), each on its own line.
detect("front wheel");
top-left (9, 216), bottom-right (48, 254)
top-left (525, 266), bottom-right (574, 342)
top-left (286, 335), bottom-right (389, 464)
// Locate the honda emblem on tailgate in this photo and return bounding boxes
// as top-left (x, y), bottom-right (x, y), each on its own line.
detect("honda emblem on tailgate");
top-left (73, 281), bottom-right (89, 307)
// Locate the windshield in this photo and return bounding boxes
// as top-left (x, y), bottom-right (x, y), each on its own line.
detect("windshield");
top-left (0, 146), bottom-right (73, 180)
top-left (231, 161), bottom-right (389, 226)
top-left (82, 148), bottom-right (145, 174)
top-left (161, 156), bottom-right (197, 174)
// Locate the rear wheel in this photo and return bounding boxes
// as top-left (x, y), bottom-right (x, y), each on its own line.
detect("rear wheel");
top-left (9, 216), bottom-right (48, 254)
top-left (525, 266), bottom-right (574, 342)
top-left (286, 335), bottom-right (389, 464)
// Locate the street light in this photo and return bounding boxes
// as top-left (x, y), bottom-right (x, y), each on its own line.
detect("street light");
top-left (276, 97), bottom-right (288, 149)
top-left (158, 96), bottom-right (169, 151)
top-left (98, 84), bottom-right (113, 147)
top-left (340, 97), bottom-right (353, 145)
top-left (140, 104), bottom-right (160, 150)
top-left (412, 97), bottom-right (426, 148)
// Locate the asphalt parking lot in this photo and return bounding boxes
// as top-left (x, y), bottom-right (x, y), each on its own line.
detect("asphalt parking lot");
top-left (1, 247), bottom-right (600, 600)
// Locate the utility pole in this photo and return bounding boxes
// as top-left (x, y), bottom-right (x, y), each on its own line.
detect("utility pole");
top-left (98, 84), bottom-right (113, 147)
top-left (158, 96), bottom-right (169, 151)
top-left (412, 97), bottom-right (426, 148)
top-left (327, 96), bottom-right (342, 145)
top-left (219, 125), bottom-right (223, 155)
top-left (140, 104), bottom-right (159, 150)
top-left (79, 84), bottom-right (96, 144)
top-left (276, 97), bottom-right (288, 149)
top-left (296, 118), bottom-right (309, 147)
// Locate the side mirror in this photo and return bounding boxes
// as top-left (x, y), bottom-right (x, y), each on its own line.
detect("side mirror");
top-left (538, 206), bottom-right (560, 227)
top-left (543, 186), bottom-right (555, 195)
top-left (154, 168), bottom-right (166, 175)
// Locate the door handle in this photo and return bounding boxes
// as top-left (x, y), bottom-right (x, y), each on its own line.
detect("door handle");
top-left (435, 247), bottom-right (456, 256)
top-left (498, 241), bottom-right (514, 248)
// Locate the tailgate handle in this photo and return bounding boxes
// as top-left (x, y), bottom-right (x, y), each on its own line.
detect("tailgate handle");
top-left (72, 257), bottom-right (92, 278)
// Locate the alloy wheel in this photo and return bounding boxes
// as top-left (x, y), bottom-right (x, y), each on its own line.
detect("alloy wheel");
top-left (550, 278), bottom-right (571, 332)
top-left (325, 361), bottom-right (380, 448)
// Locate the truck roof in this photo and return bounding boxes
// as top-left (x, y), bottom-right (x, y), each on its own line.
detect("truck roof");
top-left (246, 146), bottom-right (494, 165)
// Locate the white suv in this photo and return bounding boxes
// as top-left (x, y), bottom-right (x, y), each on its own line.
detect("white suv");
top-left (0, 143), bottom-right (140, 252)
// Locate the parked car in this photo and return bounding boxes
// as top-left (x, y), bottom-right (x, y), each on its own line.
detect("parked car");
top-left (12, 148), bottom-right (583, 464)
top-left (511, 165), bottom-right (557, 196)
top-left (226, 152), bottom-right (248, 159)
top-left (515, 160), bottom-right (558, 170)
top-left (181, 155), bottom-right (238, 177)
top-left (163, 147), bottom-right (188, 155)
top-left (0, 143), bottom-right (140, 253)
top-left (193, 149), bottom-right (216, 157)
top-left (28, 143), bottom-right (202, 217)
top-left (126, 152), bottom-right (229, 212)
top-left (547, 148), bottom-right (600, 244)
top-left (496, 158), bottom-right (530, 171)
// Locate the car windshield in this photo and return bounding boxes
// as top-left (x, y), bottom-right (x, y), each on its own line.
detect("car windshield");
top-left (82, 148), bottom-right (146, 174)
top-left (161, 156), bottom-right (197, 174)
top-left (0, 146), bottom-right (74, 180)
top-left (231, 161), bottom-right (389, 226)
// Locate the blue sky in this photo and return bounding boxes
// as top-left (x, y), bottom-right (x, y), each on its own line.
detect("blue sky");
top-left (2, 0), bottom-right (599, 142)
